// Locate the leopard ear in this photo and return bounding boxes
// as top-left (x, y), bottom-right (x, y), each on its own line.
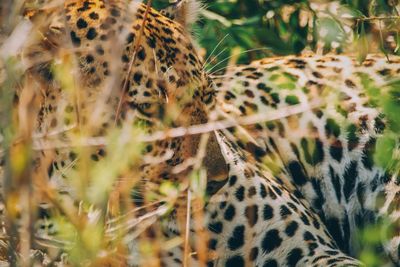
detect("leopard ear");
top-left (160, 0), bottom-right (203, 29)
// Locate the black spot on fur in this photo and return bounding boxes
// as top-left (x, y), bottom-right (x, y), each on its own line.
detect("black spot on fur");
top-left (287, 248), bottom-right (303, 267)
top-left (280, 205), bottom-right (292, 218)
top-left (288, 161), bottom-right (307, 186)
top-left (147, 36), bottom-right (156, 48)
top-left (268, 188), bottom-right (277, 200)
top-left (70, 31), bottom-right (81, 47)
top-left (76, 18), bottom-right (88, 29)
top-left (225, 255), bottom-right (244, 267)
top-left (126, 32), bottom-right (135, 43)
top-left (86, 27), bottom-right (98, 40)
top-left (311, 178), bottom-right (325, 210)
top-left (257, 83), bottom-right (272, 93)
top-left (229, 175), bottom-right (237, 186)
top-left (89, 12), bottom-right (99, 20)
top-left (208, 238), bottom-right (217, 250)
top-left (86, 54), bottom-right (94, 63)
top-left (304, 231), bottom-right (316, 241)
top-left (330, 141), bottom-right (343, 162)
top-left (272, 185), bottom-right (282, 196)
top-left (374, 115), bottom-right (386, 133)
top-left (228, 225), bottom-right (245, 250)
top-left (235, 186), bottom-right (245, 201)
top-left (260, 183), bottom-right (267, 198)
top-left (162, 27), bottom-right (173, 35)
top-left (133, 72), bottom-right (143, 84)
top-left (262, 229), bottom-right (282, 253)
top-left (345, 79), bottom-right (356, 87)
top-left (312, 218), bottom-right (320, 230)
top-left (263, 204), bottom-right (273, 220)
top-left (362, 138), bottom-right (376, 170)
top-left (208, 222), bottom-right (223, 234)
top-left (224, 204), bottom-right (235, 221)
top-left (343, 161), bottom-right (358, 202)
top-left (300, 213), bottom-right (310, 226)
top-left (224, 91), bottom-right (236, 100)
top-left (285, 221), bottom-right (298, 237)
top-left (312, 71), bottom-right (322, 78)
top-left (47, 163), bottom-right (55, 177)
top-left (288, 59), bottom-right (306, 68)
top-left (137, 47), bottom-right (146, 61)
top-left (325, 217), bottom-right (345, 251)
top-left (260, 96), bottom-right (269, 105)
top-left (263, 259), bottom-right (278, 267)
top-left (341, 216), bottom-right (351, 252)
top-left (329, 166), bottom-right (342, 202)
top-left (312, 255), bottom-right (330, 264)
top-left (378, 68), bottom-right (391, 76)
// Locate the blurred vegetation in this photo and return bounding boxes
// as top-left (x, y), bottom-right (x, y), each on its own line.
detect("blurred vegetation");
top-left (156, 0), bottom-right (400, 67)
top-left (0, 0), bottom-right (399, 266)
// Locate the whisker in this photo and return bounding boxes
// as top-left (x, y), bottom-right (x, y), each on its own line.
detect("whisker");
top-left (203, 47), bottom-right (228, 71)
top-left (202, 34), bottom-right (230, 68)
top-left (207, 47), bottom-right (270, 75)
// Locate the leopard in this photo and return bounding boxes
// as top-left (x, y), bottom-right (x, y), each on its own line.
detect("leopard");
top-left (212, 54), bottom-right (400, 265)
top-left (0, 0), bottom-right (395, 266)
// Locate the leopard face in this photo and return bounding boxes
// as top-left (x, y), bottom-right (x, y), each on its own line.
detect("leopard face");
top-left (26, 0), bottom-right (220, 194)
top-left (29, 0), bottom-right (214, 130)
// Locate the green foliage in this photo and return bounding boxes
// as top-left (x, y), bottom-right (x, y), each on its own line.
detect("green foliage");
top-left (357, 221), bottom-right (389, 267)
top-left (155, 0), bottom-right (400, 69)
top-left (360, 73), bottom-right (400, 172)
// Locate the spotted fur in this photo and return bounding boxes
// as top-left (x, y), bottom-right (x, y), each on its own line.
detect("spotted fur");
top-left (213, 54), bottom-right (400, 264)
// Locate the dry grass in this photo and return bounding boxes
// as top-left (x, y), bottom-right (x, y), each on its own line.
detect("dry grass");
top-left (0, 0), bottom-right (399, 266)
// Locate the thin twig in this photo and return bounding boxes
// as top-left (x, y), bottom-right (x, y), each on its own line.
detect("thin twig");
top-left (183, 189), bottom-right (191, 267)
top-left (356, 16), bottom-right (400, 21)
top-left (26, 98), bottom-right (324, 150)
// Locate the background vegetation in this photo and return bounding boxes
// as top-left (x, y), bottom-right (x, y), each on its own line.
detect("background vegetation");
top-left (156, 0), bottom-right (400, 66)
top-left (0, 0), bottom-right (399, 266)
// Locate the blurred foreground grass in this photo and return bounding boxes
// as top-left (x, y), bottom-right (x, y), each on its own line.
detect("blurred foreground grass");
top-left (0, 0), bottom-right (399, 266)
